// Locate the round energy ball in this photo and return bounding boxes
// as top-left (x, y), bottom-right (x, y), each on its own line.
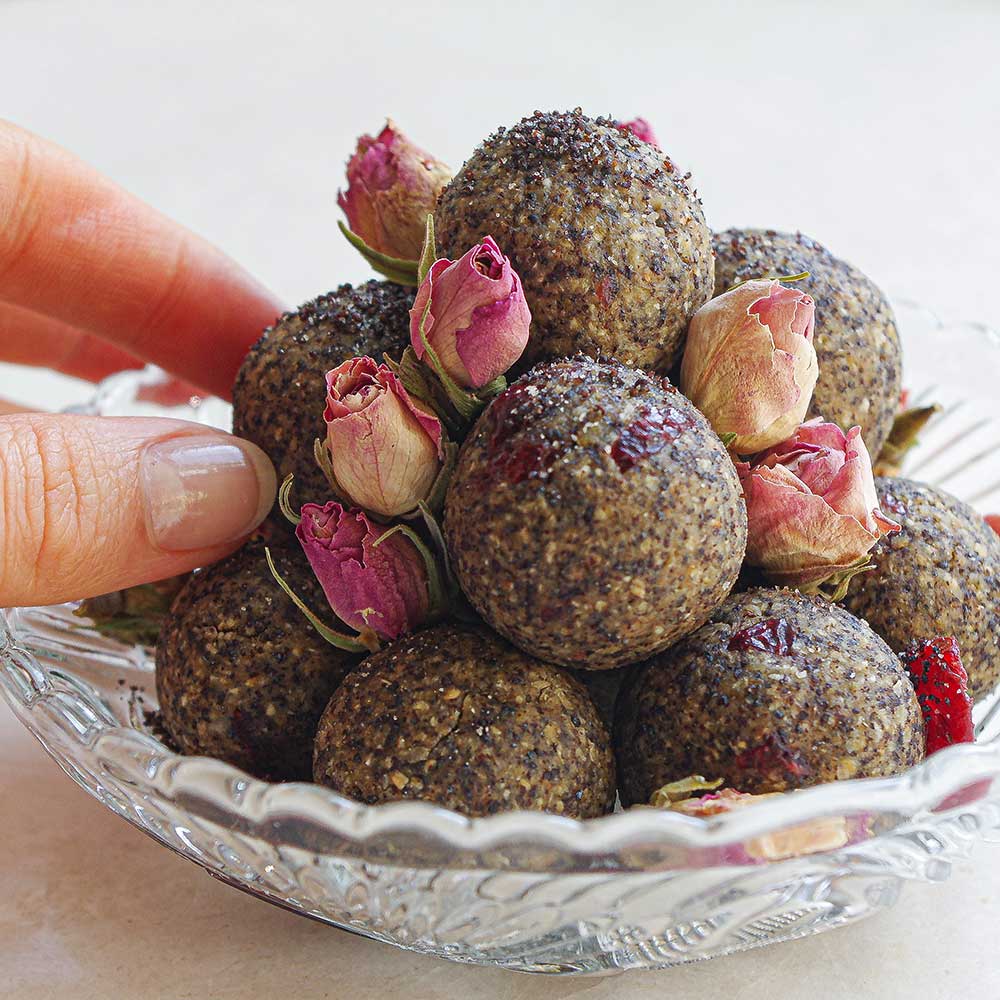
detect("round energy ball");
top-left (615, 588), bottom-right (924, 805)
top-left (435, 109), bottom-right (714, 371)
top-left (232, 280), bottom-right (412, 503)
top-left (444, 356), bottom-right (747, 670)
top-left (842, 477), bottom-right (1000, 700)
top-left (312, 624), bottom-right (616, 817)
top-left (156, 539), bottom-right (357, 781)
top-left (712, 228), bottom-right (902, 457)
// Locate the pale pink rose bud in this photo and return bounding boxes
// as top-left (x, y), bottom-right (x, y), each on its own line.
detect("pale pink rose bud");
top-left (324, 357), bottom-right (444, 517)
top-left (738, 419), bottom-right (901, 590)
top-left (337, 120), bottom-right (452, 260)
top-left (670, 789), bottom-right (852, 861)
top-left (409, 236), bottom-right (531, 388)
top-left (681, 279), bottom-right (819, 454)
top-left (296, 502), bottom-right (431, 641)
top-left (616, 117), bottom-right (659, 147)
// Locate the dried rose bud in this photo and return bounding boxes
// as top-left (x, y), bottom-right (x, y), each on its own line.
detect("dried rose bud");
top-left (337, 120), bottom-right (452, 260)
top-left (410, 236), bottom-right (531, 389)
top-left (616, 117), bottom-right (659, 147)
top-left (670, 789), bottom-right (851, 861)
top-left (738, 419), bottom-right (900, 595)
top-left (681, 279), bottom-right (819, 454)
top-left (296, 502), bottom-right (431, 642)
top-left (324, 357), bottom-right (443, 517)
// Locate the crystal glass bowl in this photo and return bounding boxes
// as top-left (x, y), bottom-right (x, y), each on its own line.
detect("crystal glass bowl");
top-left (3, 302), bottom-right (999, 975)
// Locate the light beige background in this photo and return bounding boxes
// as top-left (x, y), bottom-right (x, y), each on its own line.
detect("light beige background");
top-left (2, 0), bottom-right (999, 996)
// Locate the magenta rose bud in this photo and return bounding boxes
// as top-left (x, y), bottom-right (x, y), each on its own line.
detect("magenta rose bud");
top-left (409, 236), bottom-right (531, 389)
top-left (337, 120), bottom-right (452, 260)
top-left (296, 502), bottom-right (431, 641)
top-left (738, 419), bottom-right (901, 591)
top-left (681, 279), bottom-right (819, 454)
top-left (617, 117), bottom-right (659, 147)
top-left (324, 357), bottom-right (444, 517)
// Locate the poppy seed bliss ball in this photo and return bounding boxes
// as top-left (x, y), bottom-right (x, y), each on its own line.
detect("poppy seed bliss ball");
top-left (444, 357), bottom-right (747, 670)
top-left (232, 280), bottom-right (412, 504)
top-left (156, 539), bottom-right (358, 782)
top-left (842, 478), bottom-right (1000, 700)
top-left (435, 109), bottom-right (714, 372)
top-left (614, 588), bottom-right (924, 806)
top-left (312, 624), bottom-right (616, 818)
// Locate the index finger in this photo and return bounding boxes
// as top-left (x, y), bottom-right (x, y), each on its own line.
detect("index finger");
top-left (0, 121), bottom-right (285, 399)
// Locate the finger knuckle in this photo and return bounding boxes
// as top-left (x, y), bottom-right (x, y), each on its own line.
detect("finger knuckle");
top-left (131, 236), bottom-right (194, 353)
top-left (0, 416), bottom-right (102, 601)
top-left (0, 125), bottom-right (45, 285)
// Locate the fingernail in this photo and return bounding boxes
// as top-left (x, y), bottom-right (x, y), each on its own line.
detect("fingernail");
top-left (141, 433), bottom-right (277, 551)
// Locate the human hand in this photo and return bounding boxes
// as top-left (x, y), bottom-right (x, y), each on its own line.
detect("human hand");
top-left (0, 121), bottom-right (282, 607)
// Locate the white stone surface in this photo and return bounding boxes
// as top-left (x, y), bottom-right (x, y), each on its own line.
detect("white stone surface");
top-left (1, 0), bottom-right (998, 995)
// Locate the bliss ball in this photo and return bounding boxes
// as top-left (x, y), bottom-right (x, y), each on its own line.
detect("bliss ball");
top-left (842, 477), bottom-right (1000, 700)
top-left (444, 356), bottom-right (747, 670)
top-left (312, 624), bottom-right (616, 818)
top-left (435, 109), bottom-right (714, 371)
top-left (614, 588), bottom-right (924, 805)
top-left (156, 539), bottom-right (357, 781)
top-left (232, 280), bottom-right (412, 502)
top-left (712, 229), bottom-right (902, 457)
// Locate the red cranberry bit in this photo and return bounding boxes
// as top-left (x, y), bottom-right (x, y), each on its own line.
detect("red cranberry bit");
top-left (496, 442), bottom-right (559, 484)
top-left (611, 405), bottom-right (694, 472)
top-left (487, 384), bottom-right (531, 453)
top-left (728, 618), bottom-right (796, 656)
top-left (595, 276), bottom-right (616, 307)
top-left (901, 637), bottom-right (974, 755)
top-left (735, 733), bottom-right (810, 779)
top-left (881, 491), bottom-right (908, 517)
top-left (986, 514), bottom-right (1000, 536)
top-left (486, 384), bottom-right (560, 484)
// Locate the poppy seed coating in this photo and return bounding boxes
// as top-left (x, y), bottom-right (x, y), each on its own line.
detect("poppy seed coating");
top-left (312, 625), bottom-right (616, 817)
top-left (842, 477), bottom-right (1000, 700)
top-left (232, 280), bottom-right (412, 504)
top-left (435, 109), bottom-right (714, 371)
top-left (444, 357), bottom-right (747, 670)
top-left (156, 540), bottom-right (357, 781)
top-left (712, 228), bottom-right (902, 457)
top-left (614, 588), bottom-right (924, 806)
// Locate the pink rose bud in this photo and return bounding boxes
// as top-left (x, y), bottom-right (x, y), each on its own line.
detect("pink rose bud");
top-left (738, 419), bottom-right (901, 590)
top-left (409, 236), bottom-right (531, 389)
top-left (337, 120), bottom-right (452, 260)
top-left (324, 357), bottom-right (444, 517)
top-left (616, 117), bottom-right (659, 147)
top-left (681, 279), bottom-right (819, 454)
top-left (297, 502), bottom-right (431, 641)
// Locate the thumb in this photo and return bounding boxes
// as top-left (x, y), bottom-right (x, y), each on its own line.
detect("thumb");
top-left (0, 413), bottom-right (277, 606)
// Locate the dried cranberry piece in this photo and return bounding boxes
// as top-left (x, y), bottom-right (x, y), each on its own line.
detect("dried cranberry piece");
top-left (728, 618), bottom-right (796, 656)
top-left (611, 405), bottom-right (693, 472)
top-left (484, 384), bottom-right (560, 484)
top-left (901, 637), bottom-right (974, 755)
top-left (487, 383), bottom-right (531, 453)
top-left (986, 514), bottom-right (1000, 536)
top-left (882, 491), bottom-right (908, 517)
top-left (735, 733), bottom-right (811, 779)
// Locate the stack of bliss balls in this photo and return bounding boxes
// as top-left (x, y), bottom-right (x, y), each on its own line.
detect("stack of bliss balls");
top-left (153, 110), bottom-right (1000, 819)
